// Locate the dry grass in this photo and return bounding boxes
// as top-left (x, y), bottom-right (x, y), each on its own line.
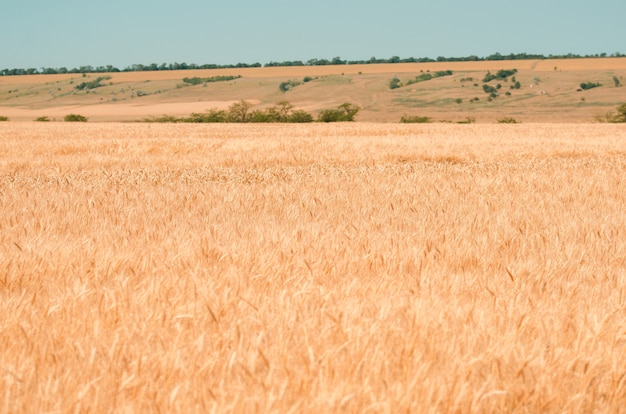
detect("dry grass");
top-left (2, 123), bottom-right (626, 413)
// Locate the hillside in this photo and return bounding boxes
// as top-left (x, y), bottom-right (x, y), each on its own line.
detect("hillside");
top-left (1, 58), bottom-right (625, 122)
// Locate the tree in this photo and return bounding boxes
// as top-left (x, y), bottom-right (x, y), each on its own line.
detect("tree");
top-left (317, 103), bottom-right (360, 122)
top-left (609, 104), bottom-right (626, 123)
top-left (227, 100), bottom-right (253, 122)
top-left (389, 77), bottom-right (401, 89)
top-left (64, 114), bottom-right (88, 122)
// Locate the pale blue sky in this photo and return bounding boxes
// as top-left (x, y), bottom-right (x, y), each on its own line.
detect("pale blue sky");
top-left (2, 0), bottom-right (624, 69)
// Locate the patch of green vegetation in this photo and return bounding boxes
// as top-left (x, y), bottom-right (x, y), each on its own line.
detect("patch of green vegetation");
top-left (599, 103), bottom-right (626, 123)
top-left (400, 115), bottom-right (431, 123)
top-left (579, 82), bottom-right (602, 91)
top-left (403, 70), bottom-right (453, 87)
top-left (64, 114), bottom-right (88, 122)
top-left (75, 76), bottom-right (111, 91)
top-left (497, 117), bottom-right (519, 123)
top-left (0, 115), bottom-right (9, 121)
top-left (317, 103), bottom-right (360, 122)
top-left (279, 80), bottom-right (301, 92)
top-left (144, 101), bottom-right (327, 123)
top-left (34, 116), bottom-right (50, 122)
top-left (182, 75), bottom-right (241, 85)
top-left (483, 69), bottom-right (517, 83)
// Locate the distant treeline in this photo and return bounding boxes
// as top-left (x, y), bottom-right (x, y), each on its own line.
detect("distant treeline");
top-left (2, 52), bottom-right (625, 76)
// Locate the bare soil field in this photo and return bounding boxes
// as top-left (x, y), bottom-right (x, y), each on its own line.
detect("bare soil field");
top-left (2, 123), bottom-right (626, 412)
top-left (1, 58), bottom-right (625, 122)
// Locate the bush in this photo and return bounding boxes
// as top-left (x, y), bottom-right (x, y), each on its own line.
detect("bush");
top-left (404, 70), bottom-right (453, 86)
top-left (483, 69), bottom-right (517, 83)
top-left (457, 117), bottom-right (475, 124)
top-left (317, 103), bottom-right (360, 122)
top-left (144, 115), bottom-right (182, 123)
top-left (286, 110), bottom-right (313, 123)
top-left (389, 77), bottom-right (401, 89)
top-left (497, 117), bottom-right (519, 123)
top-left (185, 109), bottom-right (227, 123)
top-left (227, 100), bottom-right (252, 122)
top-left (606, 103), bottom-right (626, 123)
top-left (0, 116), bottom-right (8, 121)
top-left (580, 82), bottom-right (601, 90)
top-left (400, 115), bottom-right (431, 123)
top-left (64, 114), bottom-right (88, 122)
top-left (183, 75), bottom-right (240, 85)
top-left (279, 80), bottom-right (301, 92)
top-left (75, 76), bottom-right (111, 90)
top-left (34, 116), bottom-right (50, 122)
top-left (142, 101), bottom-right (314, 123)
top-left (613, 76), bottom-right (621, 87)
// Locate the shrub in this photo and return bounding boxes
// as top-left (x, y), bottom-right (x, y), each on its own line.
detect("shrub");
top-left (75, 76), bottom-right (111, 90)
top-left (613, 76), bottom-right (621, 87)
top-left (497, 117), bottom-right (519, 123)
top-left (279, 80), bottom-right (301, 92)
top-left (317, 103), bottom-right (360, 122)
top-left (457, 117), bottom-right (475, 124)
top-left (227, 100), bottom-right (252, 122)
top-left (0, 116), bottom-right (8, 121)
top-left (286, 110), bottom-right (313, 123)
top-left (64, 114), bottom-right (88, 122)
top-left (184, 109), bottom-right (227, 123)
top-left (144, 115), bottom-right (181, 123)
top-left (483, 69), bottom-right (517, 83)
top-left (34, 116), bottom-right (50, 122)
top-left (183, 75), bottom-right (240, 85)
top-left (482, 84), bottom-right (498, 94)
top-left (580, 82), bottom-right (602, 90)
top-left (405, 70), bottom-right (453, 86)
top-left (302, 76), bottom-right (314, 83)
top-left (389, 77), bottom-right (401, 89)
top-left (400, 115), bottom-right (431, 123)
top-left (606, 103), bottom-right (626, 123)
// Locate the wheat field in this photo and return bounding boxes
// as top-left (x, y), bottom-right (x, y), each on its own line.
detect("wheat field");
top-left (1, 123), bottom-right (626, 413)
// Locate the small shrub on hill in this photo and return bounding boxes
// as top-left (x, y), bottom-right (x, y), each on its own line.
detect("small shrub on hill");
top-left (483, 69), bottom-right (517, 83)
top-left (182, 75), bottom-right (241, 85)
top-left (580, 82), bottom-right (601, 90)
top-left (279, 80), bottom-right (302, 92)
top-left (75, 76), bottom-right (111, 90)
top-left (389, 77), bottom-right (401, 89)
top-left (0, 116), bottom-right (9, 121)
top-left (404, 70), bottom-right (453, 87)
top-left (34, 116), bottom-right (50, 122)
top-left (497, 117), bottom-right (519, 123)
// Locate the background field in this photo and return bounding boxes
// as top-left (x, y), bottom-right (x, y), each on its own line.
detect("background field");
top-left (1, 58), bottom-right (626, 122)
top-left (2, 123), bottom-right (626, 412)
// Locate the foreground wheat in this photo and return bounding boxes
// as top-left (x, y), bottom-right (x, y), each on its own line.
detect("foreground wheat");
top-left (1, 123), bottom-right (626, 413)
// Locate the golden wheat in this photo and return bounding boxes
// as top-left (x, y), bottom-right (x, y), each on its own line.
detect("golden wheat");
top-left (1, 123), bottom-right (626, 413)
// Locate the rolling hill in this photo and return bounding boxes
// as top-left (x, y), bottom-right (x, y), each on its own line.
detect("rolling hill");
top-left (1, 58), bottom-right (625, 122)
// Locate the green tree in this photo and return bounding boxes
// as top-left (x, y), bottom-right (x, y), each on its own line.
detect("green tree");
top-left (389, 77), bottom-right (401, 89)
top-left (318, 103), bottom-right (360, 122)
top-left (64, 114), bottom-right (88, 122)
top-left (227, 100), bottom-right (253, 122)
top-left (609, 104), bottom-right (626, 122)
